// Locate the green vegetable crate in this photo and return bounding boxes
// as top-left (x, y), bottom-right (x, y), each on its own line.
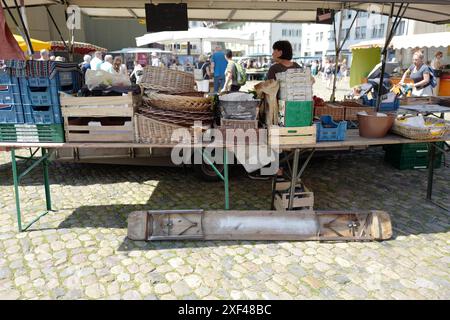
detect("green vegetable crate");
top-left (278, 100), bottom-right (313, 127)
top-left (0, 123), bottom-right (64, 143)
top-left (384, 142), bottom-right (444, 170)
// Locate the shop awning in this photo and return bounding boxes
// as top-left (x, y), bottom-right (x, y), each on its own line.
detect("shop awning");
top-left (50, 41), bottom-right (108, 54)
top-left (350, 32), bottom-right (450, 50)
top-left (3, 1), bottom-right (450, 25)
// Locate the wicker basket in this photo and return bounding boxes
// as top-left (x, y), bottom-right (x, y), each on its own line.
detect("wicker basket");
top-left (314, 103), bottom-right (345, 121)
top-left (140, 66), bottom-right (195, 94)
top-left (391, 116), bottom-right (450, 140)
top-left (135, 114), bottom-right (194, 144)
top-left (143, 93), bottom-right (213, 112)
top-left (344, 106), bottom-right (375, 121)
top-left (138, 106), bottom-right (213, 127)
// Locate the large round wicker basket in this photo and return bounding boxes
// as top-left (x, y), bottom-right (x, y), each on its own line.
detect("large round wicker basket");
top-left (140, 66), bottom-right (195, 94)
top-left (391, 116), bottom-right (450, 140)
top-left (143, 93), bottom-right (213, 112)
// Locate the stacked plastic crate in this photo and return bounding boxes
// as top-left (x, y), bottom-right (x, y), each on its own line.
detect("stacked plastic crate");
top-left (276, 68), bottom-right (314, 127)
top-left (0, 68), bottom-right (27, 142)
top-left (1, 60), bottom-right (82, 143)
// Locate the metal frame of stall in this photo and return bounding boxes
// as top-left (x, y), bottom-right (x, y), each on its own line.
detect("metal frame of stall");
top-left (4, 133), bottom-right (448, 232)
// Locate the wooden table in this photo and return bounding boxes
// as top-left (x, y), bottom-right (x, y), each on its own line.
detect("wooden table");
top-left (1, 130), bottom-right (448, 232)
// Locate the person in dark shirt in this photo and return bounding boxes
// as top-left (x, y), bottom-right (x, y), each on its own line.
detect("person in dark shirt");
top-left (266, 41), bottom-right (301, 80)
top-left (399, 51), bottom-right (433, 96)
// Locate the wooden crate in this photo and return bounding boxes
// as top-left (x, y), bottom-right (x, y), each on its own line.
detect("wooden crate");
top-left (60, 93), bottom-right (134, 142)
top-left (269, 125), bottom-right (316, 146)
top-left (274, 186), bottom-right (314, 211)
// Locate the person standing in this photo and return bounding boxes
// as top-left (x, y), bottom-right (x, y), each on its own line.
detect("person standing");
top-left (90, 51), bottom-right (103, 71)
top-left (221, 49), bottom-right (240, 93)
top-left (100, 55), bottom-right (114, 73)
top-left (81, 55), bottom-right (91, 77)
top-left (38, 49), bottom-right (50, 61)
top-left (151, 52), bottom-right (160, 67)
top-left (112, 56), bottom-right (128, 77)
top-left (399, 51), bottom-right (433, 97)
top-left (210, 45), bottom-right (228, 93)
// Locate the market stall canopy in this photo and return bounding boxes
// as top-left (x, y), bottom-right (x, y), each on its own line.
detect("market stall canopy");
top-left (14, 34), bottom-right (50, 51)
top-left (50, 41), bottom-right (107, 54)
top-left (109, 48), bottom-right (172, 54)
top-left (136, 27), bottom-right (254, 47)
top-left (350, 32), bottom-right (450, 50)
top-left (4, 1), bottom-right (449, 24)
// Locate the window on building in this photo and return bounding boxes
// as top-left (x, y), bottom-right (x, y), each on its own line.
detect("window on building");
top-left (320, 32), bottom-right (323, 41)
top-left (328, 30), bottom-right (335, 40)
top-left (395, 21), bottom-right (405, 35)
top-left (315, 33), bottom-right (319, 42)
top-left (307, 38), bottom-right (310, 46)
top-left (282, 29), bottom-right (286, 36)
top-left (296, 30), bottom-right (300, 37)
top-left (379, 24), bottom-right (385, 37)
top-left (359, 11), bottom-right (368, 18)
top-left (355, 26), bottom-right (366, 39)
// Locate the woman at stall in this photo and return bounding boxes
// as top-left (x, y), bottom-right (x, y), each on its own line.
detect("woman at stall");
top-left (267, 41), bottom-right (301, 80)
top-left (112, 56), bottom-right (128, 77)
top-left (399, 51), bottom-right (433, 97)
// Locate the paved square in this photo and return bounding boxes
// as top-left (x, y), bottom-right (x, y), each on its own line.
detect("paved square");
top-left (0, 146), bottom-right (448, 300)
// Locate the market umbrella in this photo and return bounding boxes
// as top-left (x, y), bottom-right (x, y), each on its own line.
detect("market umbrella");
top-left (13, 34), bottom-right (50, 52)
top-left (50, 41), bottom-right (108, 55)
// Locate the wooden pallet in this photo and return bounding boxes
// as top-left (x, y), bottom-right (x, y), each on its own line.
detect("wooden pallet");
top-left (269, 125), bottom-right (316, 146)
top-left (60, 93), bottom-right (134, 142)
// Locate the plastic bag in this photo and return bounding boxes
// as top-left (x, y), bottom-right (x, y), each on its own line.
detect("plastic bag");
top-left (85, 69), bottom-right (131, 91)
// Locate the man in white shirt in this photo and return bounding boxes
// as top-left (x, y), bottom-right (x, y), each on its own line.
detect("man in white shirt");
top-left (38, 49), bottom-right (49, 61)
top-left (100, 55), bottom-right (114, 73)
top-left (90, 51), bottom-right (103, 71)
top-left (151, 52), bottom-right (160, 67)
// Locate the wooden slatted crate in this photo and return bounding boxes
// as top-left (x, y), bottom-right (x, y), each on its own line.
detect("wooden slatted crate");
top-left (274, 185), bottom-right (314, 211)
top-left (60, 93), bottom-right (134, 142)
top-left (269, 124), bottom-right (316, 146)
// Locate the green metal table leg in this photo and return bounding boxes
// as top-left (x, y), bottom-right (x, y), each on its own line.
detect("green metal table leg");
top-left (42, 148), bottom-right (52, 211)
top-left (224, 148), bottom-right (229, 210)
top-left (11, 148), bottom-right (23, 232)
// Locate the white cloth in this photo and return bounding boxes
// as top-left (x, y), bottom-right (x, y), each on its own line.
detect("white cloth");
top-left (90, 57), bottom-right (103, 71)
top-left (100, 61), bottom-right (113, 73)
top-left (130, 64), bottom-right (144, 83)
top-left (412, 85), bottom-right (433, 97)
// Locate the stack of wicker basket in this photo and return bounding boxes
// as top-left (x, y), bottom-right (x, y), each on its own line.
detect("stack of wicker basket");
top-left (136, 67), bottom-right (214, 144)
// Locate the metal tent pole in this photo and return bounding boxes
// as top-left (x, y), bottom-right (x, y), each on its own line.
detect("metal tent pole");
top-left (375, 2), bottom-right (409, 112)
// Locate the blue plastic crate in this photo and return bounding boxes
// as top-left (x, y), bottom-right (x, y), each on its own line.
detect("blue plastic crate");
top-left (362, 94), bottom-right (399, 112)
top-left (316, 115), bottom-right (347, 141)
top-left (0, 71), bottom-right (21, 96)
top-left (23, 103), bottom-right (62, 125)
top-left (19, 78), bottom-right (60, 106)
top-left (0, 103), bottom-right (25, 124)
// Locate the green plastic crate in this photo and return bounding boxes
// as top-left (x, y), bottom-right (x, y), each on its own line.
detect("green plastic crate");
top-left (279, 100), bottom-right (313, 127)
top-left (0, 123), bottom-right (64, 143)
top-left (384, 142), bottom-right (444, 170)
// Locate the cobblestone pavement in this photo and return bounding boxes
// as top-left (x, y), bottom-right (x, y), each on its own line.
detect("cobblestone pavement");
top-left (0, 146), bottom-right (449, 300)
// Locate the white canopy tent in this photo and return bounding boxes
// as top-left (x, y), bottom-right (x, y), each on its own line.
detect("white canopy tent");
top-left (3, 1), bottom-right (450, 24)
top-left (136, 27), bottom-right (254, 48)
